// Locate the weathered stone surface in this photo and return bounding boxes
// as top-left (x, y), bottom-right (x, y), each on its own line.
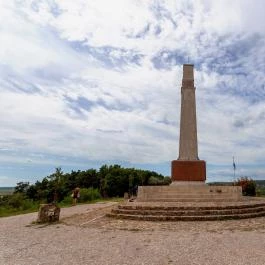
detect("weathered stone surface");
top-left (109, 199), bottom-right (265, 221)
top-left (37, 204), bottom-right (60, 223)
top-left (172, 64), bottom-right (207, 182)
top-left (137, 185), bottom-right (242, 202)
top-left (171, 160), bottom-right (206, 181)
top-left (178, 64), bottom-right (198, 161)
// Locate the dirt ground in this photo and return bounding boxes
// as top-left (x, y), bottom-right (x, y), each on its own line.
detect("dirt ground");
top-left (1, 202), bottom-right (265, 265)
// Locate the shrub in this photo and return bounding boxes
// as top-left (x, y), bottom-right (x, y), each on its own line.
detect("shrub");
top-left (256, 186), bottom-right (265, 197)
top-left (147, 176), bottom-right (171, 186)
top-left (147, 176), bottom-right (161, 185)
top-left (163, 176), bottom-right (172, 185)
top-left (235, 177), bottom-right (256, 196)
top-left (7, 193), bottom-right (36, 210)
top-left (78, 188), bottom-right (101, 203)
top-left (0, 195), bottom-right (10, 207)
top-left (8, 193), bottom-right (25, 208)
top-left (60, 195), bottom-right (73, 205)
top-left (21, 199), bottom-right (36, 210)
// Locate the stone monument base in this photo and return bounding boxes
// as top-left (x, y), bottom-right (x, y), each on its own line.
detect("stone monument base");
top-left (171, 160), bottom-right (206, 182)
top-left (109, 197), bottom-right (265, 221)
top-left (136, 185), bottom-right (242, 202)
top-left (170, 181), bottom-right (205, 186)
top-left (109, 185), bottom-right (265, 221)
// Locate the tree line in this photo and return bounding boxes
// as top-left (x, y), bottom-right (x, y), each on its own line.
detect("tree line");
top-left (14, 164), bottom-right (171, 203)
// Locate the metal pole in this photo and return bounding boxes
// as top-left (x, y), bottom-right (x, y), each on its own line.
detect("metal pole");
top-left (233, 156), bottom-right (236, 184)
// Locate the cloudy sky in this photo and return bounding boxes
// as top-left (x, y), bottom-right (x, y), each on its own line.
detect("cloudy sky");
top-left (0, 0), bottom-right (265, 186)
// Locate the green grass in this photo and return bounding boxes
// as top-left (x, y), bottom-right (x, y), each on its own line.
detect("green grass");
top-left (256, 187), bottom-right (265, 197)
top-left (0, 197), bottom-right (123, 218)
top-left (0, 205), bottom-right (39, 217)
top-left (58, 196), bottom-right (123, 207)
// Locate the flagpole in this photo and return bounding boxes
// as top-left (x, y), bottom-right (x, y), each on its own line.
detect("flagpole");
top-left (233, 156), bottom-right (236, 184)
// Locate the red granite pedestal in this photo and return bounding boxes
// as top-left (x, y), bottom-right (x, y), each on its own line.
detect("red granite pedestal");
top-left (171, 160), bottom-right (206, 181)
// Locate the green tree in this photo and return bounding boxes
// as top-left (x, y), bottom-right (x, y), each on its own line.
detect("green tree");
top-left (47, 167), bottom-right (65, 203)
top-left (76, 169), bottom-right (99, 188)
top-left (14, 182), bottom-right (30, 194)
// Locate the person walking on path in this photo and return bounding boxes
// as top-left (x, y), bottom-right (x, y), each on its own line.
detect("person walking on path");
top-left (72, 187), bottom-right (80, 206)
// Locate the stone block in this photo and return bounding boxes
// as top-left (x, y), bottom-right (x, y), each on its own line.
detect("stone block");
top-left (171, 160), bottom-right (206, 181)
top-left (37, 204), bottom-right (60, 223)
top-left (124, 192), bottom-right (129, 200)
top-left (137, 185), bottom-right (242, 202)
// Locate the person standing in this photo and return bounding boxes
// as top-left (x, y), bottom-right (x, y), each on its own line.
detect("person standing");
top-left (72, 187), bottom-right (80, 206)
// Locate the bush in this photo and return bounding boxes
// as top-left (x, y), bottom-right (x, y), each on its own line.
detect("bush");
top-left (147, 176), bottom-right (171, 186)
top-left (8, 193), bottom-right (25, 208)
top-left (60, 195), bottom-right (73, 205)
top-left (235, 177), bottom-right (256, 196)
top-left (7, 193), bottom-right (36, 210)
top-left (78, 188), bottom-right (101, 203)
top-left (0, 195), bottom-right (10, 207)
top-left (163, 176), bottom-right (172, 185)
top-left (148, 176), bottom-right (161, 185)
top-left (256, 186), bottom-right (265, 197)
top-left (21, 199), bottom-right (36, 210)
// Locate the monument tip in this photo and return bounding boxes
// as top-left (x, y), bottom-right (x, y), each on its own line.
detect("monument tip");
top-left (183, 64), bottom-right (194, 79)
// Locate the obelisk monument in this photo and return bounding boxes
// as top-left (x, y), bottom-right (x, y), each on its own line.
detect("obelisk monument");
top-left (171, 64), bottom-right (206, 183)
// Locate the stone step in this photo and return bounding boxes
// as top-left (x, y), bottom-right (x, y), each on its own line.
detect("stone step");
top-left (142, 189), bottom-right (237, 194)
top-left (140, 192), bottom-right (238, 195)
top-left (139, 192), bottom-right (238, 196)
top-left (109, 200), bottom-right (265, 221)
top-left (108, 210), bottom-right (265, 221)
top-left (118, 202), bottom-right (265, 211)
top-left (139, 193), bottom-right (238, 197)
top-left (137, 186), bottom-right (243, 202)
top-left (112, 206), bottom-right (265, 216)
top-left (137, 186), bottom-right (242, 192)
top-left (137, 194), bottom-right (239, 197)
top-left (137, 198), bottom-right (242, 202)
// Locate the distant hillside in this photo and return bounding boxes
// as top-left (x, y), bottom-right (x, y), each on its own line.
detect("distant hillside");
top-left (207, 182), bottom-right (233, 186)
top-left (208, 180), bottom-right (265, 187)
top-left (0, 187), bottom-right (14, 195)
top-left (255, 180), bottom-right (265, 186)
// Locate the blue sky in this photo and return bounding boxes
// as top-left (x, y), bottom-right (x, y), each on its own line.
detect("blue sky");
top-left (0, 0), bottom-right (265, 186)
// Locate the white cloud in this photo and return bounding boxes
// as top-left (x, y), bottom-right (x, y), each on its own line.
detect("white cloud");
top-left (0, 0), bottom-right (265, 185)
top-left (204, 0), bottom-right (265, 34)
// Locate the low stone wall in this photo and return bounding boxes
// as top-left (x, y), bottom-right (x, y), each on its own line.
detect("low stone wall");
top-left (137, 185), bottom-right (243, 202)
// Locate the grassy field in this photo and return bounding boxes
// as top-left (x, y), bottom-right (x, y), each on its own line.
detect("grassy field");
top-left (0, 187), bottom-right (14, 195)
top-left (0, 197), bottom-right (123, 218)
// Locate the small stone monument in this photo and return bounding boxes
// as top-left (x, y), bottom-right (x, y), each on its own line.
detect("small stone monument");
top-left (37, 204), bottom-right (60, 223)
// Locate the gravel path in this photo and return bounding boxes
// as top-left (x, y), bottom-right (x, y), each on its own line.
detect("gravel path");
top-left (1, 202), bottom-right (265, 265)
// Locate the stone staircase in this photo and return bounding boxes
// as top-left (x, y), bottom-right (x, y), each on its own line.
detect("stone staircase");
top-left (108, 200), bottom-right (265, 221)
top-left (108, 185), bottom-right (265, 221)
